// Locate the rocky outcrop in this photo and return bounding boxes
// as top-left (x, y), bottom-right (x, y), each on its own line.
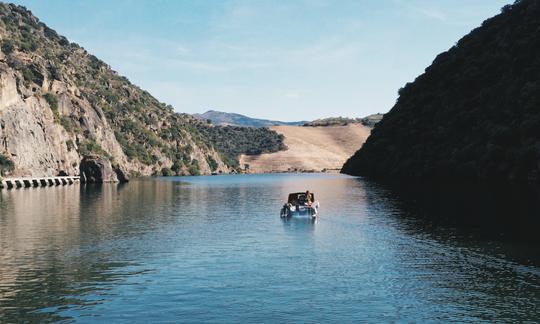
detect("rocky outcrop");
top-left (0, 4), bottom-right (290, 178)
top-left (113, 165), bottom-right (130, 183)
top-left (0, 70), bottom-right (78, 176)
top-left (0, 3), bottom-right (240, 178)
top-left (80, 156), bottom-right (118, 183)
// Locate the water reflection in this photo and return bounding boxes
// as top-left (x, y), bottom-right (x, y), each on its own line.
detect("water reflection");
top-left (0, 174), bottom-right (538, 322)
top-left (0, 181), bottom-right (179, 322)
top-left (365, 180), bottom-right (540, 265)
top-left (281, 216), bottom-right (318, 231)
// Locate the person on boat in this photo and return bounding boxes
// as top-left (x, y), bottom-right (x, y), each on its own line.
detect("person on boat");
top-left (305, 190), bottom-right (312, 206)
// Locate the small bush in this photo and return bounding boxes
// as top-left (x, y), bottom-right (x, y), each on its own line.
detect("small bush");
top-left (21, 65), bottom-right (43, 86)
top-left (66, 140), bottom-right (75, 152)
top-left (19, 39), bottom-right (38, 52)
top-left (1, 40), bottom-right (14, 54)
top-left (171, 160), bottom-right (183, 175)
top-left (161, 167), bottom-right (174, 176)
top-left (206, 155), bottom-right (218, 171)
top-left (188, 160), bottom-right (200, 176)
top-left (43, 93), bottom-right (58, 112)
top-left (60, 116), bottom-right (76, 132)
top-left (79, 138), bottom-right (109, 158)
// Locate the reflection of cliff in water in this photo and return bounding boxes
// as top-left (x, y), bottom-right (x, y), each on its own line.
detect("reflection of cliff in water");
top-left (356, 180), bottom-right (540, 320)
top-left (0, 180), bottom-right (183, 322)
top-left (362, 181), bottom-right (540, 264)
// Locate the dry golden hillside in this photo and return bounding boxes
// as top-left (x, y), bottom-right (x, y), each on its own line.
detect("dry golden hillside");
top-left (240, 124), bottom-right (371, 173)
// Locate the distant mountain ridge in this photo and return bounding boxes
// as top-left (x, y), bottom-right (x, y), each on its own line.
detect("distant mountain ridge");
top-left (194, 110), bottom-right (383, 128)
top-left (193, 110), bottom-right (306, 127)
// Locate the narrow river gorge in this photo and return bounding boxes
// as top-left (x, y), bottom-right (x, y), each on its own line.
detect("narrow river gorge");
top-left (1, 174), bottom-right (538, 322)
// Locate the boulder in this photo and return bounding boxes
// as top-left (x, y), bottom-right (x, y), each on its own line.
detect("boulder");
top-left (80, 155), bottom-right (118, 183)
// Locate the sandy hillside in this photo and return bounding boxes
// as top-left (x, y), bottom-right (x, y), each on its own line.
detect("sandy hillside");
top-left (240, 124), bottom-right (371, 173)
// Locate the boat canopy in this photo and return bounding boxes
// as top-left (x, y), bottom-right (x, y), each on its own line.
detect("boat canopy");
top-left (287, 192), bottom-right (315, 204)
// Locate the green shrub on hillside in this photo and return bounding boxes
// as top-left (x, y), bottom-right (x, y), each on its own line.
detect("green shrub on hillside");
top-left (1, 39), bottom-right (14, 54)
top-left (78, 138), bottom-right (110, 159)
top-left (161, 167), bottom-right (174, 176)
top-left (21, 64), bottom-right (42, 86)
top-left (19, 38), bottom-right (37, 52)
top-left (188, 159), bottom-right (200, 176)
top-left (65, 139), bottom-right (74, 152)
top-left (43, 93), bottom-right (58, 112)
top-left (60, 116), bottom-right (77, 133)
top-left (206, 155), bottom-right (218, 172)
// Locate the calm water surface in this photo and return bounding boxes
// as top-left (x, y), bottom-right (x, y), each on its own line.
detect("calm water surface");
top-left (0, 174), bottom-right (539, 322)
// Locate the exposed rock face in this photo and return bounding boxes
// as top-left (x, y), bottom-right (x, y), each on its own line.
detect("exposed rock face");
top-left (113, 165), bottom-right (130, 183)
top-left (0, 66), bottom-right (114, 176)
top-left (0, 3), bottom-right (265, 177)
top-left (80, 156), bottom-right (118, 183)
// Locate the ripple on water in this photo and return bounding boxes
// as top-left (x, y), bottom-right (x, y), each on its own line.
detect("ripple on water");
top-left (0, 174), bottom-right (539, 322)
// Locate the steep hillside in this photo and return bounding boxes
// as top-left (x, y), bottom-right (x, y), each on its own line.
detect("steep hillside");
top-left (343, 0), bottom-right (540, 182)
top-left (240, 124), bottom-right (371, 173)
top-left (193, 110), bottom-right (305, 127)
top-left (0, 3), bottom-right (284, 177)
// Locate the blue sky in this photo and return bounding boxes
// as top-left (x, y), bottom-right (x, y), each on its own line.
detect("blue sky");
top-left (11, 0), bottom-right (510, 121)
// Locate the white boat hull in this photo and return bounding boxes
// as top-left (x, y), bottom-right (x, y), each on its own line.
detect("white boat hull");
top-left (281, 202), bottom-right (319, 218)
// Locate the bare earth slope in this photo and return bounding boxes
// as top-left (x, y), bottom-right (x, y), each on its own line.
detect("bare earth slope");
top-left (240, 124), bottom-right (371, 173)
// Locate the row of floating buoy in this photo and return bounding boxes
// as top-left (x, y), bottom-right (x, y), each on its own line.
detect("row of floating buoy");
top-left (0, 176), bottom-right (80, 189)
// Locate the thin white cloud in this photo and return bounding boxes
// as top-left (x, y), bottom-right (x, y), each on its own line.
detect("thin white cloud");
top-left (416, 7), bottom-right (447, 21)
top-left (393, 0), bottom-right (448, 22)
top-left (284, 92), bottom-right (300, 99)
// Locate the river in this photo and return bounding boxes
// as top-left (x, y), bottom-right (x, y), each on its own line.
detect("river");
top-left (0, 174), bottom-right (538, 322)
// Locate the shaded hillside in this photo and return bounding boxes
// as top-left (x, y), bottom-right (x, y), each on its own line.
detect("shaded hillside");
top-left (0, 3), bottom-right (284, 177)
top-left (343, 0), bottom-right (540, 183)
top-left (193, 110), bottom-right (305, 127)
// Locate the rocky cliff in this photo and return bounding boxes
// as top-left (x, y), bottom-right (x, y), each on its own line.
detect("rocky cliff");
top-left (342, 0), bottom-right (540, 183)
top-left (0, 3), bottom-right (284, 177)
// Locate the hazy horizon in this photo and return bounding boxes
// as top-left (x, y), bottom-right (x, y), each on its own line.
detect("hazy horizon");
top-left (10, 0), bottom-right (510, 121)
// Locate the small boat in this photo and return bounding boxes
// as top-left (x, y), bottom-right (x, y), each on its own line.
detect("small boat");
top-left (280, 192), bottom-right (319, 219)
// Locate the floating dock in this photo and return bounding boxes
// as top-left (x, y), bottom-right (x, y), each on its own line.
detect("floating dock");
top-left (0, 176), bottom-right (80, 189)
